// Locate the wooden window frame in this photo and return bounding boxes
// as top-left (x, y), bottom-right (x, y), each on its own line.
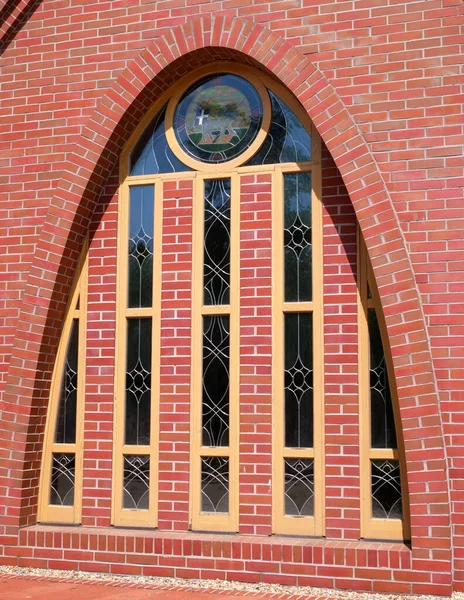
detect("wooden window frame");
top-left (271, 162), bottom-right (324, 537)
top-left (38, 243), bottom-right (88, 524)
top-left (358, 234), bottom-right (410, 540)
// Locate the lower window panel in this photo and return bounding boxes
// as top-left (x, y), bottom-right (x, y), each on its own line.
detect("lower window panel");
top-left (123, 455), bottom-right (150, 510)
top-left (50, 453), bottom-right (75, 506)
top-left (371, 459), bottom-right (403, 519)
top-left (284, 458), bottom-right (314, 516)
top-left (201, 457), bottom-right (229, 514)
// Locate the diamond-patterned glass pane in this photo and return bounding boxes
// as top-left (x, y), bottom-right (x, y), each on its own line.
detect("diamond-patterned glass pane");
top-left (201, 457), bottom-right (229, 513)
top-left (371, 459), bottom-right (403, 519)
top-left (285, 313), bottom-right (313, 448)
top-left (128, 185), bottom-right (154, 309)
top-left (204, 179), bottom-right (231, 306)
top-left (284, 172), bottom-right (312, 302)
top-left (49, 453), bottom-right (75, 506)
top-left (369, 309), bottom-right (397, 449)
top-left (284, 458), bottom-right (314, 516)
top-left (125, 318), bottom-right (152, 445)
top-left (202, 316), bottom-right (229, 447)
top-left (123, 455), bottom-right (150, 510)
top-left (55, 319), bottom-right (79, 444)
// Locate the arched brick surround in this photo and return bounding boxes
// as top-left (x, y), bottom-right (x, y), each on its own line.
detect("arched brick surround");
top-left (0, 15), bottom-right (452, 592)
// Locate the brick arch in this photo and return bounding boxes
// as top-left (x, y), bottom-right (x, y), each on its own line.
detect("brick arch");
top-left (1, 15), bottom-right (450, 568)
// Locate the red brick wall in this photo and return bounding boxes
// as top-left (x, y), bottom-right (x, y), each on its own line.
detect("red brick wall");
top-left (0, 1), bottom-right (462, 594)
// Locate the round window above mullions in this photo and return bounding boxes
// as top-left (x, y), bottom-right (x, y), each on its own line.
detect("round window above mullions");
top-left (165, 73), bottom-right (271, 171)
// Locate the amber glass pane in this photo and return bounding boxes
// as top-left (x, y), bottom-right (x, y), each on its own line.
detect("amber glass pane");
top-left (369, 309), bottom-right (397, 449)
top-left (204, 179), bottom-right (231, 306)
top-left (371, 459), bottom-right (403, 519)
top-left (284, 172), bottom-right (312, 303)
top-left (284, 313), bottom-right (313, 448)
top-left (128, 185), bottom-right (154, 309)
top-left (202, 316), bottom-right (230, 447)
top-left (125, 318), bottom-right (152, 445)
top-left (55, 319), bottom-right (79, 444)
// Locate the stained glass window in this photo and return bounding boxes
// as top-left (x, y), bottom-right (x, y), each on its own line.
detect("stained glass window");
top-left (173, 74), bottom-right (263, 164)
top-left (372, 459), bottom-right (403, 519)
top-left (284, 458), bottom-right (314, 516)
top-left (123, 455), bottom-right (150, 510)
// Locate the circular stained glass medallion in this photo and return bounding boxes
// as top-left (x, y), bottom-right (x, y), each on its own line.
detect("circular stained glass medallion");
top-left (173, 74), bottom-right (263, 164)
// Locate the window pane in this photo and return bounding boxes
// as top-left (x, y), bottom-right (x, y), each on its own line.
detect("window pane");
top-left (285, 313), bottom-right (313, 448)
top-left (369, 308), bottom-right (397, 449)
top-left (128, 185), bottom-right (154, 309)
top-left (201, 457), bottom-right (229, 513)
top-left (247, 91), bottom-right (312, 165)
top-left (371, 459), bottom-right (403, 519)
top-left (284, 172), bottom-right (312, 302)
top-left (202, 316), bottom-right (230, 447)
top-left (123, 455), bottom-right (150, 510)
top-left (125, 318), bottom-right (152, 445)
top-left (55, 319), bottom-right (79, 444)
top-left (50, 453), bottom-right (75, 506)
top-left (130, 106), bottom-right (191, 175)
top-left (284, 458), bottom-right (314, 516)
top-left (173, 74), bottom-right (263, 164)
top-left (204, 179), bottom-right (231, 306)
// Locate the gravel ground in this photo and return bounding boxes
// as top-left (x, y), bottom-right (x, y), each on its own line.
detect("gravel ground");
top-left (0, 565), bottom-right (459, 600)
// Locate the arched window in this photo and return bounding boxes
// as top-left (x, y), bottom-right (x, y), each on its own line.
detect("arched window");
top-left (38, 62), bottom-right (408, 541)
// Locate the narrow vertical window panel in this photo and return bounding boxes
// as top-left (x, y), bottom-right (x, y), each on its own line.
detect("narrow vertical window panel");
top-left (125, 318), bottom-right (152, 446)
top-left (283, 172), bottom-right (312, 303)
top-left (358, 234), bottom-right (409, 540)
top-left (38, 245), bottom-right (88, 525)
top-left (55, 319), bottom-right (79, 444)
top-left (191, 174), bottom-right (239, 534)
top-left (272, 164), bottom-right (323, 538)
top-left (284, 312), bottom-right (313, 449)
top-left (128, 185), bottom-right (155, 309)
top-left (203, 179), bottom-right (231, 306)
top-left (114, 180), bottom-right (162, 528)
top-left (368, 308), bottom-right (397, 450)
top-left (202, 315), bottom-right (230, 447)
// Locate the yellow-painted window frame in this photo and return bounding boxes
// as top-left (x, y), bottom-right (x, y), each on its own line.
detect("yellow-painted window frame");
top-left (38, 243), bottom-right (88, 524)
top-left (358, 234), bottom-right (410, 540)
top-left (271, 161), bottom-right (324, 537)
top-left (190, 173), bottom-right (239, 532)
top-left (113, 178), bottom-right (163, 527)
top-left (117, 62), bottom-right (322, 531)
